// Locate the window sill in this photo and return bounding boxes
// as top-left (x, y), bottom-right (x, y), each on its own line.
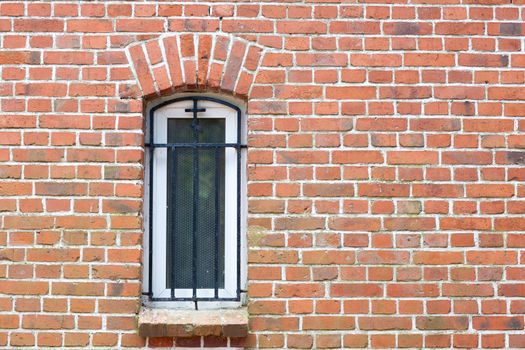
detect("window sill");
top-left (138, 307), bottom-right (248, 338)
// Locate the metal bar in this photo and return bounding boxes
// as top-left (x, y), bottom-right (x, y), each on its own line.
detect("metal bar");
top-left (169, 148), bottom-right (177, 300)
top-left (151, 297), bottom-right (239, 302)
top-left (185, 107), bottom-right (206, 114)
top-left (191, 98), bottom-right (199, 310)
top-left (214, 147), bottom-right (220, 299)
top-left (146, 143), bottom-right (247, 149)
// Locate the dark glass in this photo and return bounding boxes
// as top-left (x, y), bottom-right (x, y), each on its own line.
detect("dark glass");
top-left (166, 118), bottom-right (225, 289)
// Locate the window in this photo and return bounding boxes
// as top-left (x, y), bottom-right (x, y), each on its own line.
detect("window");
top-left (143, 96), bottom-right (246, 309)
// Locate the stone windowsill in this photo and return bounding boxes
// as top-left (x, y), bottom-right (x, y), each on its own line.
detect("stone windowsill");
top-left (138, 307), bottom-right (248, 338)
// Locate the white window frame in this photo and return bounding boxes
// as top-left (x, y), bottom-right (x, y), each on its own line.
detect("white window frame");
top-left (143, 97), bottom-right (246, 309)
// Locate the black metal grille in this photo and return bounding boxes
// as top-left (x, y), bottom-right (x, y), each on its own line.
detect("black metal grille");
top-left (145, 96), bottom-right (245, 309)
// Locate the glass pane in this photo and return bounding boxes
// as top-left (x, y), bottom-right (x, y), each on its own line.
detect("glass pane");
top-left (166, 118), bottom-right (225, 290)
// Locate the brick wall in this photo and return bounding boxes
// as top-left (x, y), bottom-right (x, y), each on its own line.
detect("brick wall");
top-left (1, 1), bottom-right (525, 349)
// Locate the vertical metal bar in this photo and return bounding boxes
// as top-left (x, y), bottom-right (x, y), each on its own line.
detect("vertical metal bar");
top-left (169, 147), bottom-right (177, 300)
top-left (148, 110), bottom-right (154, 299)
top-left (236, 110), bottom-right (242, 301)
top-left (214, 146), bottom-right (220, 299)
top-left (191, 98), bottom-right (199, 310)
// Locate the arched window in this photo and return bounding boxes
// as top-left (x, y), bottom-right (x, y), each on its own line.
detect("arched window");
top-left (143, 96), bottom-right (246, 309)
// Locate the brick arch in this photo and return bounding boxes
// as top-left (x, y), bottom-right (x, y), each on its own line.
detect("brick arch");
top-left (126, 33), bottom-right (264, 100)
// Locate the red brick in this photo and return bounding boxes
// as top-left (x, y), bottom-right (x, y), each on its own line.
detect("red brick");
top-left (14, 19), bottom-right (63, 32)
top-left (303, 316), bottom-right (355, 330)
top-left (359, 316), bottom-right (412, 330)
top-left (277, 21), bottom-right (327, 34)
top-left (331, 283), bottom-right (383, 297)
top-left (223, 19), bottom-right (273, 33)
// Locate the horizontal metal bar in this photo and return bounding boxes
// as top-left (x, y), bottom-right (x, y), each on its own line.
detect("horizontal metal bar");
top-left (149, 297), bottom-right (240, 302)
top-left (146, 143), bottom-right (247, 149)
top-left (185, 107), bottom-right (206, 113)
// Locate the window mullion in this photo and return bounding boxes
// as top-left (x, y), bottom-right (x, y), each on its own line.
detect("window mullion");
top-left (191, 99), bottom-right (200, 310)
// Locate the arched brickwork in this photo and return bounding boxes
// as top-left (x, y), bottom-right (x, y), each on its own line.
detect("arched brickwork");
top-left (126, 33), bottom-right (264, 99)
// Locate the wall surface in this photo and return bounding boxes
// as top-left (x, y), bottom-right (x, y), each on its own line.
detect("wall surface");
top-left (1, 0), bottom-right (525, 349)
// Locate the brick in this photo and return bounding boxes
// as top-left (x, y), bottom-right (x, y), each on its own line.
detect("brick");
top-left (459, 54), bottom-right (509, 67)
top-left (302, 118), bottom-right (353, 131)
top-left (414, 251), bottom-right (464, 265)
top-left (223, 19), bottom-right (273, 33)
top-left (436, 22), bottom-right (485, 35)
top-left (303, 184), bottom-right (354, 197)
top-left (10, 333), bottom-right (34, 346)
top-left (380, 86), bottom-right (432, 99)
top-left (499, 284), bottom-right (525, 297)
top-left (405, 53), bottom-right (455, 67)
top-left (0, 315), bottom-right (18, 329)
top-left (384, 22), bottom-right (432, 35)
top-left (0, 281), bottom-right (48, 295)
top-left (116, 19), bottom-right (164, 32)
top-left (351, 54), bottom-right (402, 67)
top-left (330, 21), bottom-right (379, 34)
top-left (303, 250), bottom-right (355, 265)
top-left (303, 316), bottom-right (354, 330)
top-left (52, 282), bottom-right (104, 296)
top-left (0, 51), bottom-right (40, 65)
top-left (359, 317), bottom-right (411, 330)
top-left (331, 284), bottom-right (383, 297)
top-left (70, 83), bottom-right (115, 97)
top-left (435, 86), bottom-right (485, 100)
top-left (358, 183), bottom-right (409, 197)
top-left (128, 44), bottom-right (156, 97)
top-left (443, 283), bottom-right (494, 297)
top-left (416, 316), bottom-right (469, 330)
top-left (387, 284), bottom-right (439, 297)
top-left (326, 86), bottom-right (376, 99)
top-left (44, 51), bottom-right (93, 64)
top-left (222, 40), bottom-right (246, 92)
top-left (358, 251), bottom-right (409, 265)
top-left (387, 151), bottom-right (438, 165)
top-left (296, 53), bottom-right (348, 67)
top-left (489, 87), bottom-right (525, 100)
top-left (250, 317), bottom-right (298, 332)
top-left (474, 316), bottom-right (524, 330)
top-left (14, 19), bottom-right (64, 32)
top-left (357, 118), bottom-right (407, 131)
top-left (328, 218), bottom-right (381, 232)
top-left (22, 315), bottom-right (74, 330)
top-left (277, 21), bottom-right (327, 34)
